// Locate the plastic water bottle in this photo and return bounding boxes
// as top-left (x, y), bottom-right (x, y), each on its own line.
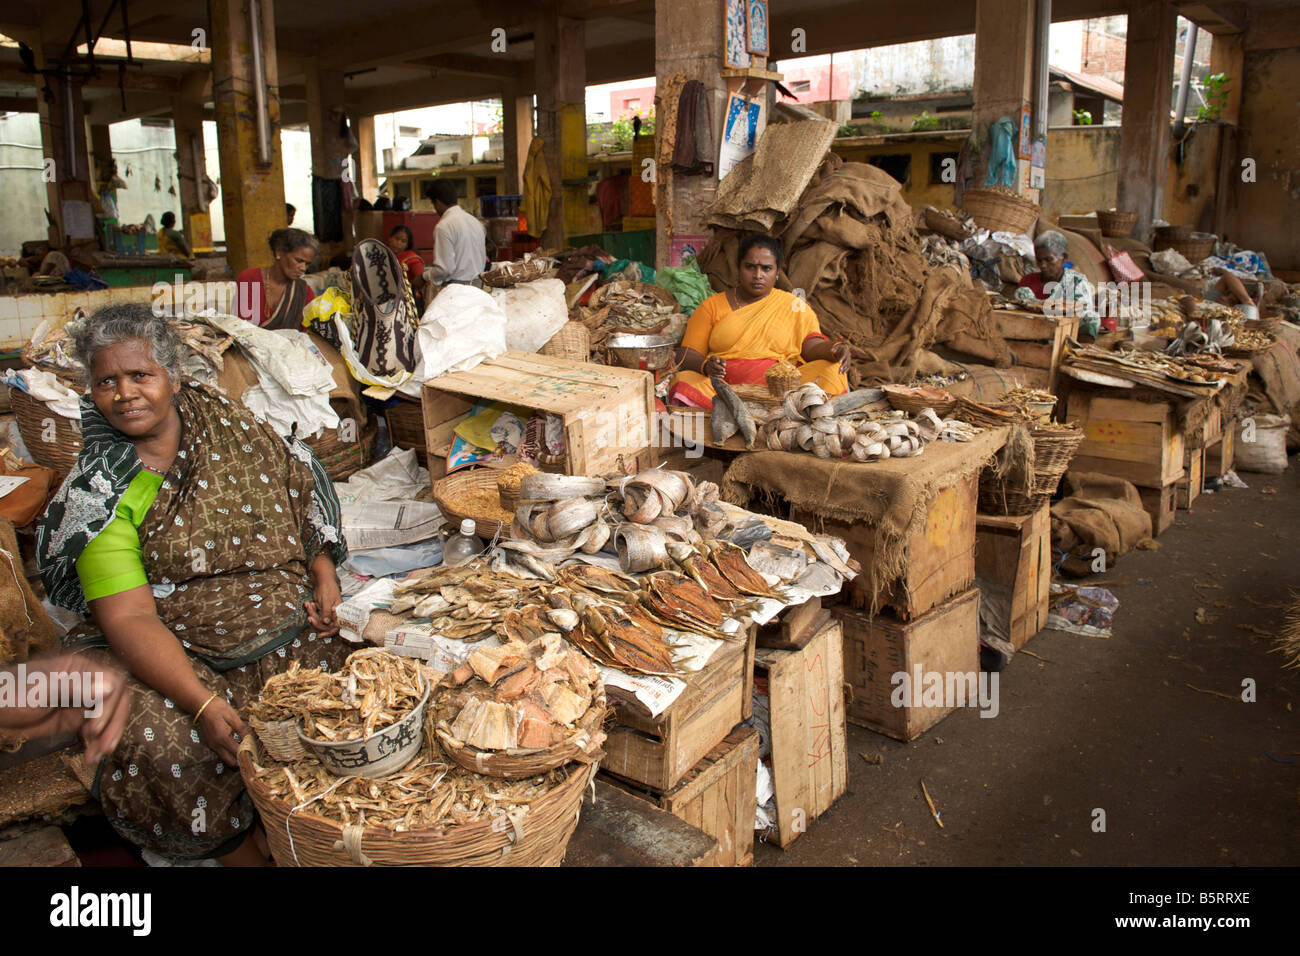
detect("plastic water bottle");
top-left (442, 519), bottom-right (482, 567)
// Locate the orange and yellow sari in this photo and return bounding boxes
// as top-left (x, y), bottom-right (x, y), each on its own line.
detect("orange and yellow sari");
top-left (669, 289), bottom-right (848, 409)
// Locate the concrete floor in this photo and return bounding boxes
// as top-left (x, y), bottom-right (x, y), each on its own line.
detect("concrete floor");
top-left (757, 465), bottom-right (1300, 867)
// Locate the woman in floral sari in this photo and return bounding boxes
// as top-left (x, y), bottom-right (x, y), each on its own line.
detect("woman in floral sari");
top-left (669, 234), bottom-right (850, 409)
top-left (37, 305), bottom-right (349, 865)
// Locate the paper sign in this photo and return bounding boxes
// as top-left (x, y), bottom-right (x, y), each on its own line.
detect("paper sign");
top-left (719, 94), bottom-right (762, 180)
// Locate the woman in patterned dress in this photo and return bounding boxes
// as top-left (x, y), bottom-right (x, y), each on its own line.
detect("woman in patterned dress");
top-left (37, 304), bottom-right (350, 865)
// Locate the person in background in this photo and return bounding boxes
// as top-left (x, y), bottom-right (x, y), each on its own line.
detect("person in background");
top-left (387, 224), bottom-right (426, 310)
top-left (235, 228), bottom-right (318, 330)
top-left (0, 655), bottom-right (130, 763)
top-left (1015, 230), bottom-right (1099, 342)
top-left (286, 203), bottom-right (296, 226)
top-left (669, 234), bottom-right (850, 409)
top-left (156, 212), bottom-right (191, 258)
top-left (428, 179), bottom-right (487, 289)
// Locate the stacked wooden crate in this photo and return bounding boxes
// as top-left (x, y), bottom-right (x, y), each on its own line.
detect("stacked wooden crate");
top-left (996, 310), bottom-right (1081, 392)
top-left (1066, 392), bottom-right (1185, 535)
top-left (975, 503), bottom-right (1053, 650)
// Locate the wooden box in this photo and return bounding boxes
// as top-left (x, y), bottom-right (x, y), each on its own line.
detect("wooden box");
top-left (602, 638), bottom-right (747, 793)
top-left (1206, 427), bottom-right (1235, 478)
top-left (1203, 405), bottom-right (1223, 446)
top-left (794, 475), bottom-right (977, 620)
top-left (834, 588), bottom-right (981, 742)
top-left (1137, 481), bottom-right (1177, 536)
top-left (754, 619), bottom-right (848, 849)
top-left (975, 504), bottom-right (1051, 650)
top-left (422, 351), bottom-right (655, 478)
top-left (756, 598), bottom-right (828, 651)
top-left (997, 310), bottom-right (1080, 392)
top-left (604, 726), bottom-right (760, 867)
top-left (1066, 393), bottom-right (1185, 488)
top-left (1177, 446), bottom-right (1205, 509)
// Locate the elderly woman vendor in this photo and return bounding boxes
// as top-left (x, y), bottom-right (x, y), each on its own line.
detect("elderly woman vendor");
top-left (36, 305), bottom-right (350, 865)
top-left (669, 234), bottom-right (850, 408)
top-left (1015, 231), bottom-right (1099, 342)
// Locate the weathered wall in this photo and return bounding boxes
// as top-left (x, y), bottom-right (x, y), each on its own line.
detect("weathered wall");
top-left (831, 137), bottom-right (961, 211)
top-left (1231, 47), bottom-right (1300, 271)
top-left (1164, 122), bottom-right (1223, 234)
top-left (1040, 126), bottom-right (1119, 219)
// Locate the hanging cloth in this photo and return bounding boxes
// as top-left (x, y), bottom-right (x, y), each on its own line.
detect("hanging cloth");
top-left (672, 80), bottom-right (715, 176)
top-left (522, 137), bottom-right (551, 238)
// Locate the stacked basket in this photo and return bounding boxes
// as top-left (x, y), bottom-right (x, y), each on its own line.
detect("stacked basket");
top-left (1096, 209), bottom-right (1138, 238)
top-left (978, 425), bottom-right (1085, 515)
top-left (961, 187), bottom-right (1042, 236)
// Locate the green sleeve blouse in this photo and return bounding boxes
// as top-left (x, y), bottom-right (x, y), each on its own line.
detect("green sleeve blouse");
top-left (74, 469), bottom-right (164, 602)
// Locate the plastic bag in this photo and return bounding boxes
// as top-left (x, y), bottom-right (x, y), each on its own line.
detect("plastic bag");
top-left (401, 285), bottom-right (508, 395)
top-left (654, 254), bottom-right (713, 314)
top-left (488, 278), bottom-right (569, 353)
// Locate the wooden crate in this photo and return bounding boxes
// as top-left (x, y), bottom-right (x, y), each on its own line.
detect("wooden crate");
top-left (1206, 427), bottom-right (1235, 478)
top-left (1177, 446), bottom-right (1205, 509)
top-left (1203, 405), bottom-right (1223, 446)
top-left (834, 588), bottom-right (981, 742)
top-left (602, 639), bottom-right (747, 793)
top-left (975, 504), bottom-right (1051, 650)
top-left (603, 726), bottom-right (760, 867)
top-left (1137, 481), bottom-right (1177, 536)
top-left (754, 619), bottom-right (848, 849)
top-left (1066, 392), bottom-right (1185, 488)
top-left (756, 598), bottom-right (828, 651)
top-left (997, 310), bottom-right (1080, 392)
top-left (794, 475), bottom-right (977, 620)
top-left (422, 350), bottom-right (656, 478)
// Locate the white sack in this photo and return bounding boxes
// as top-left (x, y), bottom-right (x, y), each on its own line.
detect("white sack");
top-left (399, 285), bottom-right (508, 397)
top-left (489, 278), bottom-right (569, 353)
top-left (1234, 413), bottom-right (1291, 474)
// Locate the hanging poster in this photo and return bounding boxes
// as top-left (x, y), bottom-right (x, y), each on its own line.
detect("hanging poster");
top-left (746, 0), bottom-right (769, 56)
top-left (1018, 106), bottom-right (1033, 160)
top-left (669, 235), bottom-right (709, 267)
top-left (718, 93), bottom-right (762, 180)
top-left (1030, 136), bottom-right (1047, 190)
top-left (724, 0), bottom-right (751, 70)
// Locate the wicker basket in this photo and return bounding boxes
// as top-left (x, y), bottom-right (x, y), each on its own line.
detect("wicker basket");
top-left (731, 383), bottom-right (785, 412)
top-left (435, 694), bottom-right (607, 780)
top-left (384, 398), bottom-right (428, 465)
top-left (954, 396), bottom-right (1020, 429)
top-left (978, 425), bottom-right (1085, 515)
top-left (480, 258), bottom-right (557, 288)
top-left (1096, 210), bottom-right (1138, 238)
top-left (237, 734), bottom-right (593, 866)
top-left (1154, 235), bottom-right (1215, 264)
top-left (764, 363), bottom-right (802, 397)
top-left (433, 468), bottom-right (515, 539)
top-left (1153, 224), bottom-right (1192, 245)
top-left (9, 388), bottom-right (82, 472)
top-left (961, 188), bottom-right (1042, 235)
top-left (1246, 315), bottom-right (1282, 334)
top-left (306, 415), bottom-right (377, 482)
top-left (248, 716), bottom-right (309, 763)
top-left (539, 322), bottom-right (591, 363)
top-left (883, 384), bottom-right (957, 417)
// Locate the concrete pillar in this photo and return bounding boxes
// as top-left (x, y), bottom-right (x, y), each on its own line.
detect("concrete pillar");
top-left (535, 4), bottom-right (586, 247)
top-left (173, 79), bottom-right (211, 250)
top-left (211, 0), bottom-right (287, 273)
top-left (1117, 1), bottom-right (1177, 239)
top-left (305, 67), bottom-right (351, 253)
top-left (654, 0), bottom-right (729, 269)
top-left (355, 114), bottom-right (379, 203)
top-left (971, 0), bottom-right (1036, 193)
top-left (89, 124), bottom-right (114, 186)
top-left (1209, 33), bottom-right (1244, 126)
top-left (501, 84), bottom-right (534, 196)
top-left (36, 61), bottom-right (93, 248)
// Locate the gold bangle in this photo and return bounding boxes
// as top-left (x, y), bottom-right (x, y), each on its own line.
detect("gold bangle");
top-left (192, 692), bottom-right (219, 725)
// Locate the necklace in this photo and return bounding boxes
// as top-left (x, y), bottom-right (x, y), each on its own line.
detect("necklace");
top-left (140, 461), bottom-right (167, 476)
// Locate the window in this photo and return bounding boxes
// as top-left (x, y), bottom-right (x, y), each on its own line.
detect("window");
top-left (475, 176), bottom-right (498, 197)
top-left (791, 80), bottom-right (812, 93)
top-left (624, 99), bottom-right (640, 112)
top-left (929, 151), bottom-right (959, 185)
top-left (867, 153), bottom-right (911, 186)
top-left (399, 126), bottom-right (422, 138)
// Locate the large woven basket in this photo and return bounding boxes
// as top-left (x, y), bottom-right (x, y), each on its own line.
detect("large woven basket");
top-left (1153, 224), bottom-right (1192, 245)
top-left (9, 388), bottom-right (82, 472)
top-left (1096, 210), bottom-right (1138, 238)
top-left (961, 188), bottom-right (1041, 235)
top-left (248, 716), bottom-right (309, 763)
top-left (978, 425), bottom-right (1084, 515)
top-left (539, 322), bottom-right (591, 363)
top-left (588, 280), bottom-right (678, 313)
top-left (435, 694), bottom-right (608, 780)
top-left (955, 396), bottom-right (1020, 429)
top-left (1154, 235), bottom-right (1214, 264)
top-left (433, 467), bottom-right (514, 539)
top-left (480, 257), bottom-right (557, 288)
top-left (305, 415), bottom-right (377, 482)
top-left (237, 735), bottom-right (593, 866)
top-left (883, 384), bottom-right (957, 417)
top-left (384, 397), bottom-right (428, 464)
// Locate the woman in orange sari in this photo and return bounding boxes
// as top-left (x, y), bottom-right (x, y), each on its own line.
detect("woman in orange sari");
top-left (669, 234), bottom-right (850, 409)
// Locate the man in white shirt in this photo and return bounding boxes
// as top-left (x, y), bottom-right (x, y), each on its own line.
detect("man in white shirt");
top-left (428, 179), bottom-right (487, 288)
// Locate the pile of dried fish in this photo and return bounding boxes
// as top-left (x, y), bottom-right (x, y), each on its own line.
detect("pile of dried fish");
top-left (710, 376), bottom-right (759, 448)
top-left (249, 649), bottom-right (427, 743)
top-left (390, 563), bottom-right (551, 642)
top-left (439, 627), bottom-right (603, 751)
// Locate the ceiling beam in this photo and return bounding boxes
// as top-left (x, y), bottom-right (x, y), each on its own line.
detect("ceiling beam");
top-left (345, 71), bottom-right (511, 116)
top-left (0, 63), bottom-right (184, 92)
top-left (84, 90), bottom-right (175, 124)
top-left (317, 4), bottom-right (534, 73)
top-left (0, 95), bottom-right (38, 111)
top-left (413, 53), bottom-right (525, 78)
top-left (1178, 2), bottom-right (1249, 34)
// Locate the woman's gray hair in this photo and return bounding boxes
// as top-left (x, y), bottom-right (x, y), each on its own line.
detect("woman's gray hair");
top-left (70, 304), bottom-right (183, 383)
top-left (269, 227), bottom-right (319, 256)
top-left (1034, 231), bottom-right (1070, 257)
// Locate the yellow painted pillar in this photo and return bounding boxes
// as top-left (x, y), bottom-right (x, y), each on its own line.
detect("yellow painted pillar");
top-left (535, 3), bottom-right (586, 248)
top-left (35, 54), bottom-right (93, 248)
top-left (972, 0), bottom-right (1037, 196)
top-left (355, 114), bottom-right (379, 203)
top-left (173, 73), bottom-right (213, 253)
top-left (501, 82), bottom-right (533, 196)
top-left (211, 0), bottom-right (286, 273)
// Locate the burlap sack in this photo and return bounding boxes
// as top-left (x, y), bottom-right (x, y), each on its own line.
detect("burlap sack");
top-left (1051, 471), bottom-right (1153, 576)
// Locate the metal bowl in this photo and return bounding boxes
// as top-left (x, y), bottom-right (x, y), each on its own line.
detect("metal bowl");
top-left (296, 682), bottom-right (430, 779)
top-left (605, 333), bottom-right (677, 371)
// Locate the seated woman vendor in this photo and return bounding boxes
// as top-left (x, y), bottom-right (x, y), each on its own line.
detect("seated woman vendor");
top-left (37, 305), bottom-right (349, 865)
top-left (235, 227), bottom-right (318, 330)
top-left (1014, 230), bottom-right (1100, 343)
top-left (669, 234), bottom-right (850, 409)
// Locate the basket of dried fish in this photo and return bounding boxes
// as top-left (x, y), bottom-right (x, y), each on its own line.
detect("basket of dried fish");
top-left (954, 396), bottom-right (1021, 429)
top-left (239, 732), bottom-right (593, 866)
top-left (883, 384), bottom-right (957, 416)
top-left (434, 623), bottom-right (608, 779)
top-left (479, 256), bottom-right (557, 288)
top-left (434, 468), bottom-right (518, 539)
top-left (764, 360), bottom-right (802, 397)
top-left (496, 461), bottom-right (540, 510)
